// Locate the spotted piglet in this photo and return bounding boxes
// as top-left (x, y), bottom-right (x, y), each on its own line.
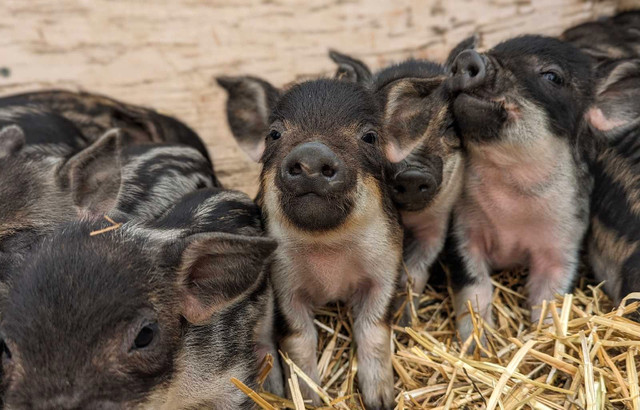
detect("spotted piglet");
top-left (446, 36), bottom-right (595, 342)
top-left (583, 54), bottom-right (640, 311)
top-left (0, 188), bottom-right (277, 409)
top-left (218, 76), bottom-right (403, 409)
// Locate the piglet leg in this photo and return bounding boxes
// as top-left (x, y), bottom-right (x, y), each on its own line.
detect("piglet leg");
top-left (255, 290), bottom-right (285, 397)
top-left (528, 249), bottom-right (578, 323)
top-left (352, 280), bottom-right (396, 410)
top-left (450, 234), bottom-right (495, 346)
top-left (398, 228), bottom-right (447, 325)
top-left (279, 299), bottom-right (322, 405)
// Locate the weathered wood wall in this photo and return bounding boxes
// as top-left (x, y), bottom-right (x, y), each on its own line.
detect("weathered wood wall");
top-left (0, 0), bottom-right (634, 196)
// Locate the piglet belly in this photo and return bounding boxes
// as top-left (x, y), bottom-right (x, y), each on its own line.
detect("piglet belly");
top-left (466, 195), bottom-right (564, 269)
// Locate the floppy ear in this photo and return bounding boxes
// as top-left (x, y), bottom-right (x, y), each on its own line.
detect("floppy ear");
top-left (587, 59), bottom-right (640, 132)
top-left (58, 128), bottom-right (123, 215)
top-left (381, 76), bottom-right (448, 162)
top-left (177, 232), bottom-right (277, 324)
top-left (0, 125), bottom-right (25, 159)
top-left (596, 59), bottom-right (640, 96)
top-left (445, 35), bottom-right (478, 72)
top-left (329, 50), bottom-right (372, 84)
top-left (216, 76), bottom-right (280, 162)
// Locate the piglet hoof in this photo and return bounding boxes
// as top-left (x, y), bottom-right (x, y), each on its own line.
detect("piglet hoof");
top-left (358, 375), bottom-right (395, 410)
top-left (362, 389), bottom-right (395, 410)
top-left (396, 304), bottom-right (413, 328)
top-left (293, 382), bottom-right (322, 407)
top-left (263, 375), bottom-right (285, 398)
top-left (460, 333), bottom-right (490, 357)
top-left (457, 316), bottom-right (492, 356)
top-left (394, 295), bottom-right (419, 328)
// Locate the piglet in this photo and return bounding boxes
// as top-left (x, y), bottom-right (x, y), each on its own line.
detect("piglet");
top-left (0, 187), bottom-right (277, 409)
top-left (219, 76), bottom-right (403, 409)
top-left (446, 36), bottom-right (595, 342)
top-left (583, 52), bottom-right (640, 313)
top-left (561, 10), bottom-right (640, 63)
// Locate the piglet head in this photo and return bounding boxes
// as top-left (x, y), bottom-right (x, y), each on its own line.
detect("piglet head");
top-left (219, 75), bottom-right (392, 232)
top-left (0, 220), bottom-right (276, 409)
top-left (447, 35), bottom-right (593, 146)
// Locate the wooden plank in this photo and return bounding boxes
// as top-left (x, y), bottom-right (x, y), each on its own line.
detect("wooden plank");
top-left (0, 0), bottom-right (626, 196)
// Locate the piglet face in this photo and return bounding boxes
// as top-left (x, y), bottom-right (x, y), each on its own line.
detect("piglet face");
top-left (375, 63), bottom-right (459, 212)
top-left (329, 49), bottom-right (468, 213)
top-left (263, 80), bottom-right (387, 231)
top-left (0, 225), bottom-right (181, 409)
top-left (448, 36), bottom-right (593, 145)
top-left (0, 219), bottom-right (275, 409)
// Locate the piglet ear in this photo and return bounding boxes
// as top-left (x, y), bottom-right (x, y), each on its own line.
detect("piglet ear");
top-left (58, 128), bottom-right (123, 215)
top-left (381, 77), bottom-right (447, 162)
top-left (0, 125), bottom-right (26, 159)
top-left (587, 59), bottom-right (640, 133)
top-left (178, 232), bottom-right (277, 324)
top-left (445, 34), bottom-right (478, 72)
top-left (585, 107), bottom-right (629, 133)
top-left (216, 76), bottom-right (280, 162)
top-left (329, 50), bottom-right (372, 84)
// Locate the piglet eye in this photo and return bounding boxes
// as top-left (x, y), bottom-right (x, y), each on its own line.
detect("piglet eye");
top-left (268, 130), bottom-right (281, 141)
top-left (362, 132), bottom-right (377, 144)
top-left (541, 71), bottom-right (563, 85)
top-left (133, 323), bottom-right (157, 350)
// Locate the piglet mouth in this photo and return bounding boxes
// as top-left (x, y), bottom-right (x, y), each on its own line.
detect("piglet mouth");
top-left (458, 93), bottom-right (519, 116)
top-left (289, 181), bottom-right (345, 199)
top-left (279, 189), bottom-right (355, 231)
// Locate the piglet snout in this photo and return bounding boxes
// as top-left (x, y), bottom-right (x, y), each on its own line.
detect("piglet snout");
top-left (280, 142), bottom-right (347, 196)
top-left (392, 169), bottom-right (438, 211)
top-left (449, 50), bottom-right (487, 92)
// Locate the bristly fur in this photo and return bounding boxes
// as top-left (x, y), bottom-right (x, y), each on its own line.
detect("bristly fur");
top-left (448, 35), bottom-right (595, 342)
top-left (0, 90), bottom-right (212, 162)
top-left (1, 187), bottom-right (275, 409)
top-left (220, 75), bottom-right (403, 409)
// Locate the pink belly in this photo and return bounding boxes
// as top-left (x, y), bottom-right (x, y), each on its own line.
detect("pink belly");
top-left (465, 184), bottom-right (564, 269)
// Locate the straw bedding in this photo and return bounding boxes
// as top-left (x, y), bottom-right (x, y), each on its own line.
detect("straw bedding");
top-left (236, 264), bottom-right (640, 409)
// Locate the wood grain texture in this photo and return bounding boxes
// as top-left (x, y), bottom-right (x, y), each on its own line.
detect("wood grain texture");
top-left (0, 0), bottom-right (631, 196)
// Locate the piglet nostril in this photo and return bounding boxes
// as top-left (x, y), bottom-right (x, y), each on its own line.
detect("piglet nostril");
top-left (289, 163), bottom-right (302, 176)
top-left (451, 49), bottom-right (487, 91)
top-left (321, 165), bottom-right (335, 178)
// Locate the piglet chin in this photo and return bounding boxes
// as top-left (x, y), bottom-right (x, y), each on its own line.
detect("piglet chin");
top-left (280, 192), bottom-right (353, 231)
top-left (453, 93), bottom-right (509, 142)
